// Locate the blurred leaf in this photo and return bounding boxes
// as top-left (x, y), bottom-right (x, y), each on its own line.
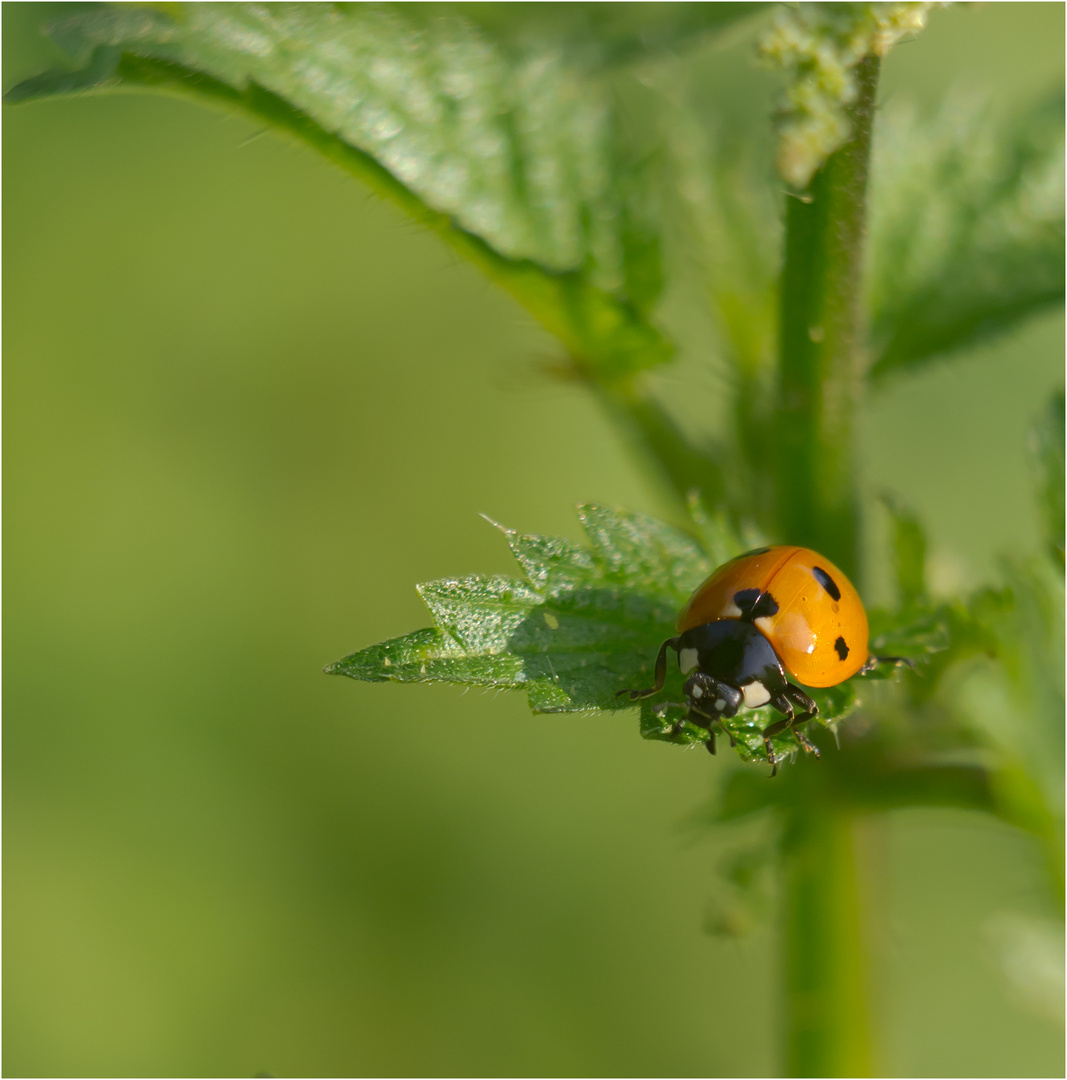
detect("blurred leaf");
top-left (703, 841), bottom-right (775, 939)
top-left (660, 97), bottom-right (780, 524)
top-left (880, 492), bottom-right (928, 609)
top-left (967, 559), bottom-right (1065, 805)
top-left (868, 605), bottom-right (949, 668)
top-left (1031, 390), bottom-right (1065, 570)
top-left (441, 3), bottom-right (765, 68)
top-left (868, 91), bottom-right (1065, 384)
top-left (712, 767), bottom-right (785, 820)
top-left (6, 2), bottom-right (674, 379)
top-left (686, 494), bottom-right (762, 570)
top-left (985, 914), bottom-right (1066, 1027)
top-left (931, 558), bottom-right (1066, 895)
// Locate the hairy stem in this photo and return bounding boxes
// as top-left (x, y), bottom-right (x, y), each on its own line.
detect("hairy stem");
top-left (774, 54), bottom-right (882, 1078)
top-left (780, 789), bottom-right (874, 1078)
top-left (776, 55), bottom-right (881, 579)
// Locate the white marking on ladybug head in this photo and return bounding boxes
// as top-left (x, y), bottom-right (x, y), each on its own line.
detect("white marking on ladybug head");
top-left (691, 684), bottom-right (704, 699)
top-left (742, 681), bottom-right (771, 708)
top-left (679, 647), bottom-right (699, 674)
top-left (714, 698), bottom-right (726, 711)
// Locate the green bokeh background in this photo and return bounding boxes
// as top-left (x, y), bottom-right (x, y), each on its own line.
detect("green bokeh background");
top-left (4, 3), bottom-right (1063, 1077)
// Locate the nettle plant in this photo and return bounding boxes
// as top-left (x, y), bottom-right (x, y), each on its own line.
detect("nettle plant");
top-left (12, 2), bottom-right (1063, 1074)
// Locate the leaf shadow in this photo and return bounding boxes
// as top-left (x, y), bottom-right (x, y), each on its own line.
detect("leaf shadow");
top-left (504, 584), bottom-right (680, 713)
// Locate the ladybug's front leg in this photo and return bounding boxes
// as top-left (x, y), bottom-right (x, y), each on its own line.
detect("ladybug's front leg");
top-left (616, 637), bottom-right (679, 701)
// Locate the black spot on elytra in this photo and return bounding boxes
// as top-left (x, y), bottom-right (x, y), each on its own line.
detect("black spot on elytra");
top-left (812, 566), bottom-right (841, 601)
top-left (834, 635), bottom-right (849, 660)
top-left (734, 589), bottom-right (780, 621)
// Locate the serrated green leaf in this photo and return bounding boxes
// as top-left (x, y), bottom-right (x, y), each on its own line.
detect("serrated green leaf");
top-left (325, 627), bottom-right (526, 687)
top-left (484, 516), bottom-right (599, 596)
top-left (577, 503), bottom-right (710, 601)
top-left (868, 91), bottom-right (1065, 384)
top-left (7, 2), bottom-right (673, 379)
top-left (417, 576), bottom-right (543, 651)
top-left (329, 505), bottom-right (883, 768)
top-left (1032, 391), bottom-right (1065, 570)
top-left (331, 507), bottom-right (684, 715)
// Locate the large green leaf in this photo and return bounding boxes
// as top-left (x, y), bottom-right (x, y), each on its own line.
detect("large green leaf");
top-left (6, 2), bottom-right (678, 378)
top-left (868, 91), bottom-right (1065, 384)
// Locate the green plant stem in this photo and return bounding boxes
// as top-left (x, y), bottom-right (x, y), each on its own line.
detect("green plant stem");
top-left (780, 784), bottom-right (873, 1078)
top-left (774, 54), bottom-right (882, 1078)
top-left (776, 55), bottom-right (881, 579)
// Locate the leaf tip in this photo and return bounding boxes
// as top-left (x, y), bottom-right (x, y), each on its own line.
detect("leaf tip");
top-left (479, 512), bottom-right (512, 536)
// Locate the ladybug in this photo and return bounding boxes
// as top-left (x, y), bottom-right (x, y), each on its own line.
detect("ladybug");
top-left (619, 546), bottom-right (905, 771)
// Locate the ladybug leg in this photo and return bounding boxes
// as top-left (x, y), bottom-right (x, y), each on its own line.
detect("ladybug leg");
top-left (761, 707), bottom-right (792, 776)
top-left (690, 715), bottom-right (719, 755)
top-left (782, 683), bottom-right (818, 723)
top-left (617, 637), bottom-right (679, 700)
top-left (791, 725), bottom-right (820, 757)
top-left (762, 685), bottom-right (820, 771)
top-left (782, 684), bottom-right (820, 758)
top-left (761, 693), bottom-right (790, 772)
